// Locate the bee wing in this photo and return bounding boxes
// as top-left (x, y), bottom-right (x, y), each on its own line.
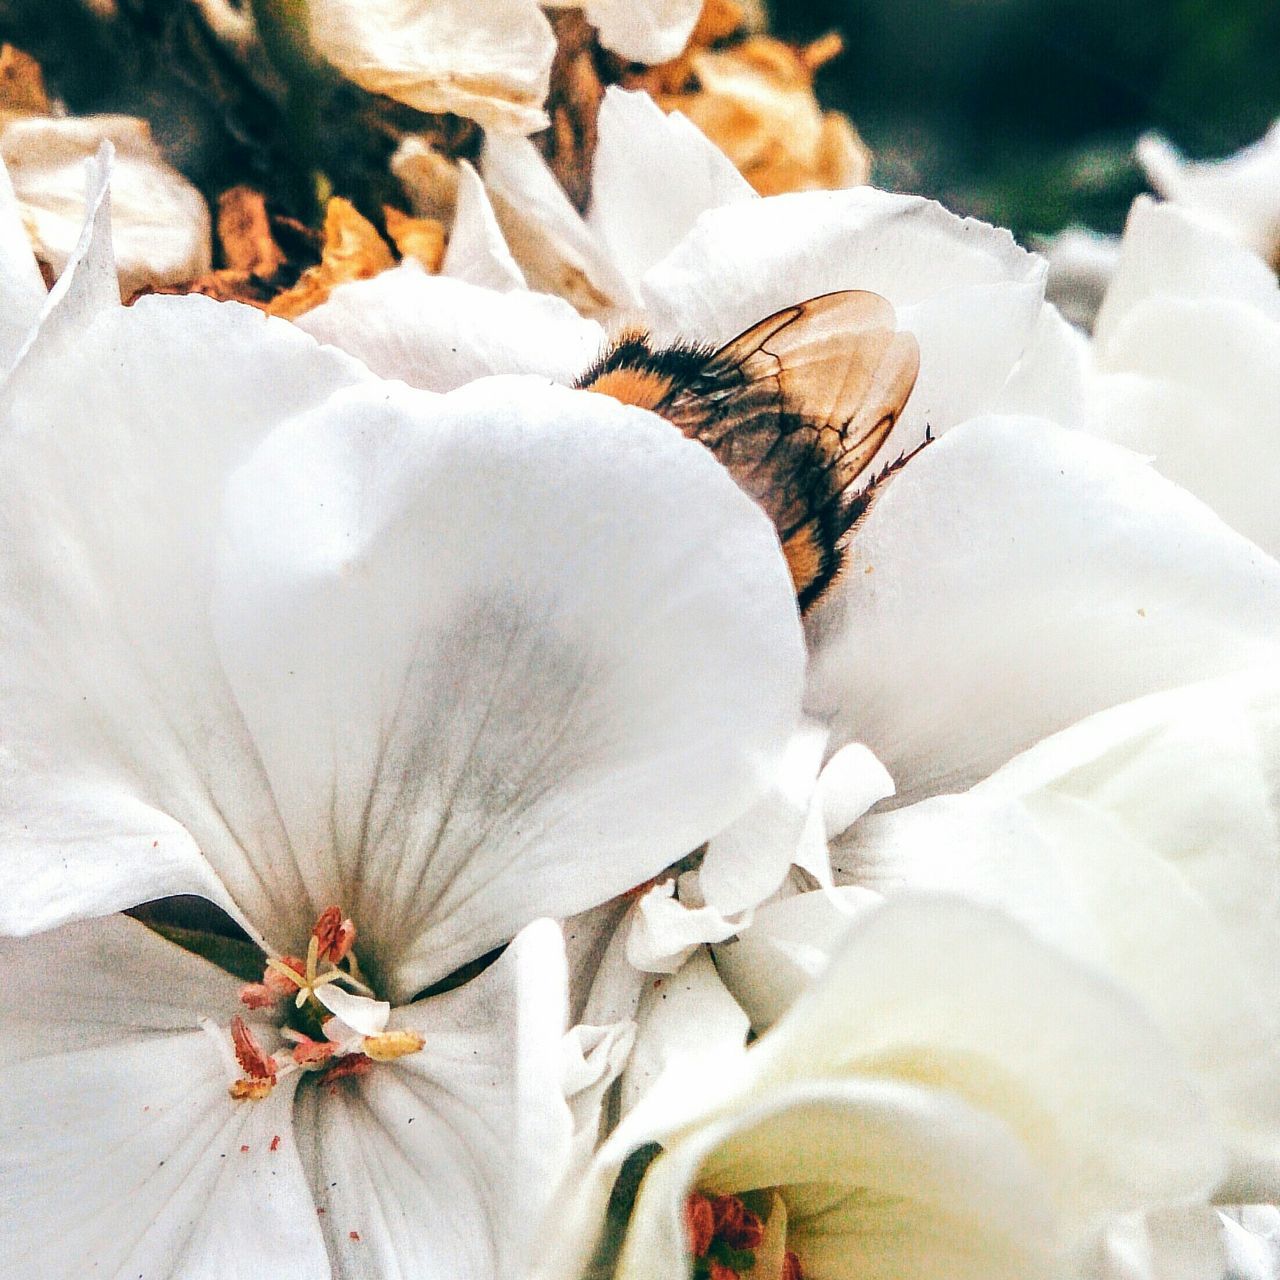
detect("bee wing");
top-left (694, 290), bottom-right (921, 491)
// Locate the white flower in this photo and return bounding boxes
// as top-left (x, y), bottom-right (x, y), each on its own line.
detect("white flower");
top-left (0, 149), bottom-right (806, 1275)
top-left (1138, 123), bottom-right (1280, 268)
top-left (307, 90), bottom-right (1280, 815)
top-left (545, 896), bottom-right (1223, 1280)
top-left (1038, 225), bottom-right (1122, 331)
top-left (1087, 195), bottom-right (1280, 561)
top-left (832, 669), bottom-right (1280, 1201)
top-left (0, 113), bottom-right (210, 296)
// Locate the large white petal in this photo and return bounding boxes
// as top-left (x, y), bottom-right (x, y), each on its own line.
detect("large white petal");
top-left (1091, 295), bottom-right (1280, 559)
top-left (297, 263), bottom-right (606, 392)
top-left (1093, 197), bottom-right (1280, 352)
top-left (640, 188), bottom-right (1047, 455)
top-left (805, 415), bottom-right (1280, 801)
top-left (307, 0), bottom-right (556, 133)
top-left (442, 159), bottom-right (528, 291)
top-left (0, 915), bottom-right (327, 1279)
top-left (612, 1079), bottom-right (1061, 1280)
top-left (588, 88), bottom-right (754, 289)
top-left (837, 671), bottom-right (1280, 1198)
top-left (212, 375), bottom-right (804, 997)
top-left (0, 293), bottom-right (371, 937)
top-left (296, 919), bottom-right (570, 1280)
top-left (747, 895), bottom-right (1224, 1224)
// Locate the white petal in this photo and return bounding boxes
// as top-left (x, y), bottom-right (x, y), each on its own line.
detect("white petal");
top-left (297, 263), bottom-right (606, 391)
top-left (699, 721), bottom-right (828, 917)
top-left (640, 187), bottom-right (1047, 454)
top-left (838, 671), bottom-right (1280, 1198)
top-left (307, 0), bottom-right (556, 132)
top-left (442, 159), bottom-right (527, 291)
top-left (588, 88), bottom-right (754, 287)
top-left (818, 741), bottom-right (895, 840)
top-left (1094, 197), bottom-right (1280, 352)
top-left (0, 294), bottom-right (371, 937)
top-left (805, 416), bottom-right (1280, 801)
top-left (618, 948), bottom-right (749, 1116)
top-left (991, 300), bottom-right (1091, 427)
top-left (564, 1020), bottom-right (636, 1169)
top-left (1, 115), bottom-right (210, 297)
top-left (627, 879), bottom-right (747, 974)
top-left (1137, 125), bottom-right (1280, 264)
top-left (613, 1079), bottom-right (1062, 1280)
top-left (564, 896), bottom-right (637, 1026)
top-left (297, 919), bottom-right (571, 1280)
top-left (482, 130), bottom-right (640, 312)
top-left (314, 985), bottom-right (390, 1037)
top-left (748, 895), bottom-right (1225, 1223)
top-left (712, 886), bottom-right (884, 1032)
top-left (211, 376), bottom-right (804, 997)
top-left (0, 916), bottom-right (327, 1280)
top-left (1085, 1207), bottom-right (1227, 1280)
top-left (0, 154), bottom-right (45, 372)
top-left (545, 0), bottom-right (702, 63)
top-left (1090, 295), bottom-right (1280, 559)
top-left (1221, 1206), bottom-right (1280, 1279)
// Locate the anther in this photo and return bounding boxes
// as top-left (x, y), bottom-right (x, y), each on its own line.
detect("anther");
top-left (362, 1030), bottom-right (425, 1062)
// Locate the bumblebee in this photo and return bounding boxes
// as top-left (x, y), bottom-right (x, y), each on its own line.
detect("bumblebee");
top-left (575, 291), bottom-right (921, 612)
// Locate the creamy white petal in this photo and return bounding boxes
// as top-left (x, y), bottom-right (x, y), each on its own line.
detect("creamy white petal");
top-left (1094, 197), bottom-right (1280, 352)
top-left (640, 188), bottom-right (1047, 455)
top-left (307, 0), bottom-right (556, 132)
top-left (296, 263), bottom-right (606, 391)
top-left (837, 671), bottom-right (1280, 1198)
top-left (544, 0), bottom-right (702, 63)
top-left (746, 895), bottom-right (1224, 1223)
top-left (564, 1020), bottom-right (636, 1168)
top-left (818, 741), bottom-right (896, 840)
top-left (1, 115), bottom-right (210, 297)
top-left (0, 916), bottom-right (326, 1280)
top-left (588, 88), bottom-right (754, 288)
top-left (297, 919), bottom-right (571, 1280)
top-left (1086, 1207), bottom-right (1227, 1280)
top-left (482, 131), bottom-right (639, 312)
top-left (211, 375), bottom-right (803, 997)
top-left (442, 159), bottom-right (528, 291)
top-left (1039, 225), bottom-right (1122, 330)
top-left (805, 416), bottom-right (1280, 801)
top-left (0, 293), bottom-right (371, 937)
top-left (613, 1079), bottom-right (1061, 1280)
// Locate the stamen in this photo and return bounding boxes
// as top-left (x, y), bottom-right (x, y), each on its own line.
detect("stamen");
top-left (266, 956), bottom-right (306, 992)
top-left (230, 1016), bottom-right (276, 1083)
top-left (362, 1030), bottom-right (425, 1062)
top-left (239, 982), bottom-right (277, 1010)
top-left (319, 1053), bottom-right (374, 1085)
top-left (782, 1251), bottom-right (804, 1280)
top-left (711, 1195), bottom-right (763, 1250)
top-left (685, 1192), bottom-right (716, 1257)
top-left (292, 1037), bottom-right (337, 1068)
top-left (312, 906), bottom-right (357, 964)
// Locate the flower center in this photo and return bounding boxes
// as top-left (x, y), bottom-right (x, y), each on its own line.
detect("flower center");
top-left (223, 906), bottom-right (423, 1101)
top-left (684, 1192), bottom-right (804, 1280)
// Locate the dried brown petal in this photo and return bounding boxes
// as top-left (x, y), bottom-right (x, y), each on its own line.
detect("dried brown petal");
top-left (267, 197), bottom-right (395, 320)
top-left (0, 45), bottom-right (49, 119)
top-left (384, 206), bottom-right (446, 271)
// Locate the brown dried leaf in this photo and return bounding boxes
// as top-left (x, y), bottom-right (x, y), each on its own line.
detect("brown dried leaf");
top-left (383, 206), bottom-right (445, 272)
top-left (267, 197), bottom-right (395, 320)
top-left (217, 186), bottom-right (285, 277)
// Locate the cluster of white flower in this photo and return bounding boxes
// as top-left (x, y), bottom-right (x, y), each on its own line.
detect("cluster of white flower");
top-left (5, 19), bottom-right (1280, 1280)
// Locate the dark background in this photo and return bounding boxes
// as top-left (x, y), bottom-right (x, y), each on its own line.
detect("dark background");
top-left (769, 0), bottom-right (1280, 239)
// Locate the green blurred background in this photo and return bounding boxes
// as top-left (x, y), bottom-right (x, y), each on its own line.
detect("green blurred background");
top-left (768, 0), bottom-right (1280, 239)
